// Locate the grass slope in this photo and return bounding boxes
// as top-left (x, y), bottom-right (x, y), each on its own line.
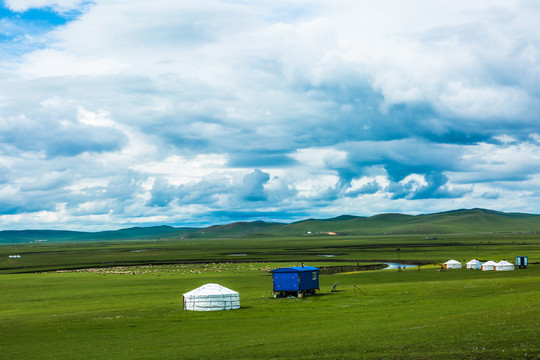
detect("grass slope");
top-left (4, 209), bottom-right (540, 244)
top-left (184, 221), bottom-right (284, 238)
top-left (264, 209), bottom-right (540, 237)
top-left (0, 229), bottom-right (87, 243)
top-left (0, 226), bottom-right (192, 244)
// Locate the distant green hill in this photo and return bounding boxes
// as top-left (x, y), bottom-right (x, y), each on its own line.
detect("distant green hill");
top-left (278, 209), bottom-right (540, 236)
top-left (2, 208), bottom-right (540, 244)
top-left (0, 226), bottom-right (190, 244)
top-left (183, 221), bottom-right (283, 238)
top-left (0, 230), bottom-right (87, 243)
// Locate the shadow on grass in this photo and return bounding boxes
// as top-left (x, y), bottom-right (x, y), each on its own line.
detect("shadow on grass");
top-left (268, 292), bottom-right (340, 299)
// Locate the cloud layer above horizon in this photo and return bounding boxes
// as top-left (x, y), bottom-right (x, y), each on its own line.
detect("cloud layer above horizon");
top-left (1, 0), bottom-right (540, 230)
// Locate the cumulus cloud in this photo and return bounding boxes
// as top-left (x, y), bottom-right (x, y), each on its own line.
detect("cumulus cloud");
top-left (0, 112), bottom-right (127, 157)
top-left (241, 169), bottom-right (270, 201)
top-left (481, 191), bottom-right (500, 200)
top-left (1, 0), bottom-right (540, 230)
top-left (4, 0), bottom-right (87, 12)
top-left (148, 177), bottom-right (176, 207)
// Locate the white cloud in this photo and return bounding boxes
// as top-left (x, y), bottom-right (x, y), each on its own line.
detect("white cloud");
top-left (1, 0), bottom-right (540, 230)
top-left (17, 49), bottom-right (125, 79)
top-left (131, 154), bottom-right (229, 186)
top-left (77, 107), bottom-right (116, 127)
top-left (292, 147), bottom-right (347, 168)
top-left (4, 0), bottom-right (87, 12)
top-left (437, 82), bottom-right (530, 119)
top-left (456, 142), bottom-right (540, 183)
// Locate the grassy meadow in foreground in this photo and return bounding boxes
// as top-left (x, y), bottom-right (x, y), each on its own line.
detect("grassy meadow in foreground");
top-left (1, 262), bottom-right (539, 359)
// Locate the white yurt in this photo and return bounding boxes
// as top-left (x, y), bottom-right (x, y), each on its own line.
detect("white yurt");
top-left (444, 259), bottom-right (462, 269)
top-left (466, 259), bottom-right (482, 270)
top-left (481, 260), bottom-right (498, 271)
top-left (495, 260), bottom-right (515, 271)
top-left (183, 283), bottom-right (240, 311)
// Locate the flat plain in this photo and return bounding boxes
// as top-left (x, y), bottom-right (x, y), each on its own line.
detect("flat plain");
top-left (1, 232), bottom-right (539, 359)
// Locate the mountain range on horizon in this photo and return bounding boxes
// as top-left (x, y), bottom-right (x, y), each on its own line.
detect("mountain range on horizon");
top-left (2, 208), bottom-right (540, 244)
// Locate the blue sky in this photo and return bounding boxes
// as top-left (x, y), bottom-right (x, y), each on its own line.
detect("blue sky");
top-left (1, 0), bottom-right (540, 230)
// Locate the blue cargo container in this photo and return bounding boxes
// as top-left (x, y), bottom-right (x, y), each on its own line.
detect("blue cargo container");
top-left (272, 266), bottom-right (319, 297)
top-left (516, 256), bottom-right (528, 268)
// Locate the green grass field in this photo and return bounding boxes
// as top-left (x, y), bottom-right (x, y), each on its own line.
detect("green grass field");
top-left (1, 233), bottom-right (540, 359)
top-left (1, 233), bottom-right (538, 273)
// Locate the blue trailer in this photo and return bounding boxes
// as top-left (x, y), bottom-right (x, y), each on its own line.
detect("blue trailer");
top-left (516, 256), bottom-right (528, 269)
top-left (272, 266), bottom-right (319, 297)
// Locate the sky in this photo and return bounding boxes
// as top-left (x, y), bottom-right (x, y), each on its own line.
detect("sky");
top-left (1, 0), bottom-right (540, 231)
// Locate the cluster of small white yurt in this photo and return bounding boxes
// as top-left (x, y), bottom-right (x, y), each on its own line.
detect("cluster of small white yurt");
top-left (444, 259), bottom-right (462, 269)
top-left (479, 260), bottom-right (515, 271)
top-left (183, 283), bottom-right (240, 311)
top-left (446, 259), bottom-right (517, 271)
top-left (495, 260), bottom-right (515, 271)
top-left (466, 259), bottom-right (482, 270)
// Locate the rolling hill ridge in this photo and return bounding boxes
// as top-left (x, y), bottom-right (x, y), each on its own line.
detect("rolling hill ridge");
top-left (2, 208), bottom-right (540, 244)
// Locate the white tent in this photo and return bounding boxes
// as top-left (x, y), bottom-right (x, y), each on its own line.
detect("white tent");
top-left (466, 259), bottom-right (482, 270)
top-left (444, 259), bottom-right (462, 269)
top-left (481, 260), bottom-right (498, 271)
top-left (495, 260), bottom-right (515, 271)
top-left (183, 283), bottom-right (240, 311)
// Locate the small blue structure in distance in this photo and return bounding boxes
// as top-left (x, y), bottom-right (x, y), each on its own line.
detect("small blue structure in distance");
top-left (516, 256), bottom-right (528, 269)
top-left (272, 266), bottom-right (319, 297)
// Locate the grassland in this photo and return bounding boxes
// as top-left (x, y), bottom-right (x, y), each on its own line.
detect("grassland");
top-left (1, 229), bottom-right (540, 359)
top-left (1, 232), bottom-right (538, 274)
top-left (1, 261), bottom-right (539, 359)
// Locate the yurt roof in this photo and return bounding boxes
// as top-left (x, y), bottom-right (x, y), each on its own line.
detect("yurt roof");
top-left (483, 260), bottom-right (498, 265)
top-left (444, 259), bottom-right (461, 264)
top-left (467, 259), bottom-right (481, 264)
top-left (183, 283), bottom-right (238, 297)
top-left (497, 260), bottom-right (513, 265)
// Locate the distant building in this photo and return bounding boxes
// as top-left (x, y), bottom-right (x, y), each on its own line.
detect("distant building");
top-left (466, 259), bottom-right (482, 270)
top-left (516, 256), bottom-right (528, 268)
top-left (495, 260), bottom-right (515, 271)
top-left (444, 259), bottom-right (462, 269)
top-left (481, 260), bottom-right (498, 271)
top-left (183, 283), bottom-right (240, 311)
